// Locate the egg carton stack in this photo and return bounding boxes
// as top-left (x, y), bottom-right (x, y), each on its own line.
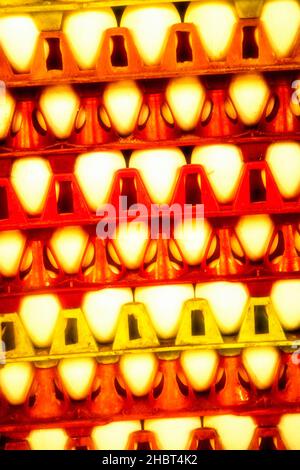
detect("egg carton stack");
top-left (0, 0), bottom-right (299, 451)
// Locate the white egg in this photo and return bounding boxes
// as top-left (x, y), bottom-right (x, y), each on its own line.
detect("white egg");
top-left (203, 415), bottom-right (255, 450)
top-left (195, 282), bottom-right (249, 335)
top-left (11, 158), bottom-right (52, 216)
top-left (63, 9), bottom-right (117, 69)
top-left (20, 294), bottom-right (61, 348)
top-left (82, 288), bottom-right (133, 343)
top-left (0, 230), bottom-right (26, 277)
top-left (242, 347), bottom-right (280, 389)
top-left (0, 362), bottom-right (34, 405)
top-left (74, 151), bottom-right (126, 211)
top-left (39, 85), bottom-right (80, 139)
top-left (172, 218), bottom-right (212, 265)
top-left (229, 74), bottom-right (270, 126)
top-left (135, 284), bottom-right (194, 339)
top-left (165, 77), bottom-right (206, 131)
top-left (58, 357), bottom-right (96, 400)
top-left (49, 226), bottom-right (89, 274)
top-left (144, 417), bottom-right (201, 450)
top-left (235, 214), bottom-right (274, 261)
top-left (92, 421), bottom-right (141, 450)
top-left (28, 428), bottom-right (68, 450)
top-left (0, 91), bottom-right (15, 140)
top-left (266, 142), bottom-right (300, 199)
top-left (180, 349), bottom-right (219, 391)
top-left (185, 1), bottom-right (237, 60)
top-left (112, 221), bottom-right (149, 270)
top-left (103, 80), bottom-right (143, 136)
top-left (191, 144), bottom-right (243, 204)
top-left (278, 414), bottom-right (300, 450)
top-left (261, 0), bottom-right (300, 58)
top-left (120, 353), bottom-right (158, 397)
top-left (0, 15), bottom-right (39, 72)
top-left (271, 280), bottom-right (300, 330)
top-left (121, 4), bottom-right (180, 65)
top-left (129, 148), bottom-right (186, 204)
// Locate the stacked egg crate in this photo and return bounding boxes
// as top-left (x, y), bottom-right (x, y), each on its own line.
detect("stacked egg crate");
top-left (0, 0), bottom-right (299, 450)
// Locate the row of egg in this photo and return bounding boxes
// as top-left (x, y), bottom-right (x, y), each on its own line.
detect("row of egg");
top-left (0, 213), bottom-right (298, 275)
top-left (0, 1), bottom-right (299, 73)
top-left (2, 74), bottom-right (300, 140)
top-left (3, 280), bottom-right (300, 349)
top-left (7, 142), bottom-right (300, 215)
top-left (20, 413), bottom-right (300, 450)
top-left (0, 346), bottom-right (287, 406)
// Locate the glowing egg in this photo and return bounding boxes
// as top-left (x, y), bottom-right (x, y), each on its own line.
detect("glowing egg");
top-left (135, 284), bottom-right (194, 339)
top-left (172, 218), bottom-right (212, 265)
top-left (271, 280), bottom-right (300, 331)
top-left (58, 357), bottom-right (96, 400)
top-left (144, 417), bottom-right (201, 450)
top-left (0, 230), bottom-right (26, 277)
top-left (129, 148), bottom-right (186, 204)
top-left (82, 288), bottom-right (133, 343)
top-left (266, 142), bottom-right (300, 199)
top-left (74, 151), bottom-right (126, 211)
top-left (261, 0), bottom-right (300, 58)
top-left (39, 85), bottom-right (80, 139)
top-left (180, 350), bottom-right (219, 391)
top-left (119, 353), bottom-right (158, 397)
top-left (195, 282), bottom-right (249, 335)
top-left (191, 144), bottom-right (243, 204)
top-left (112, 221), bottom-right (149, 270)
top-left (11, 158), bottom-right (52, 216)
top-left (92, 421), bottom-right (141, 450)
top-left (203, 415), bottom-right (255, 450)
top-left (0, 15), bottom-right (39, 72)
top-left (235, 214), bottom-right (274, 261)
top-left (63, 9), bottom-right (117, 69)
top-left (103, 80), bottom-right (143, 136)
top-left (229, 74), bottom-right (270, 126)
top-left (242, 347), bottom-right (280, 389)
top-left (165, 77), bottom-right (206, 131)
top-left (278, 414), bottom-right (300, 450)
top-left (0, 362), bottom-right (34, 405)
top-left (20, 294), bottom-right (61, 348)
top-left (185, 1), bottom-right (237, 60)
top-left (0, 90), bottom-right (15, 140)
top-left (28, 429), bottom-right (68, 450)
top-left (49, 226), bottom-right (89, 274)
top-left (121, 4), bottom-right (180, 65)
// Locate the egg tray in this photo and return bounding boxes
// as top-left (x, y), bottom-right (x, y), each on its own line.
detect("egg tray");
top-left (0, 295), bottom-right (299, 362)
top-left (0, 129), bottom-right (299, 290)
top-left (0, 19), bottom-right (299, 88)
top-left (0, 351), bottom-right (300, 432)
top-left (0, 229), bottom-right (298, 293)
top-left (0, 420), bottom-right (292, 451)
top-left (0, 214), bottom-right (298, 294)
top-left (0, 160), bottom-right (300, 229)
top-left (0, 75), bottom-right (299, 153)
top-left (1, 138), bottom-right (300, 233)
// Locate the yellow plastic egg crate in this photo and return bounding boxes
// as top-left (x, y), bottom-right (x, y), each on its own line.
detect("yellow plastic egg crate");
top-left (0, 296), bottom-right (298, 364)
